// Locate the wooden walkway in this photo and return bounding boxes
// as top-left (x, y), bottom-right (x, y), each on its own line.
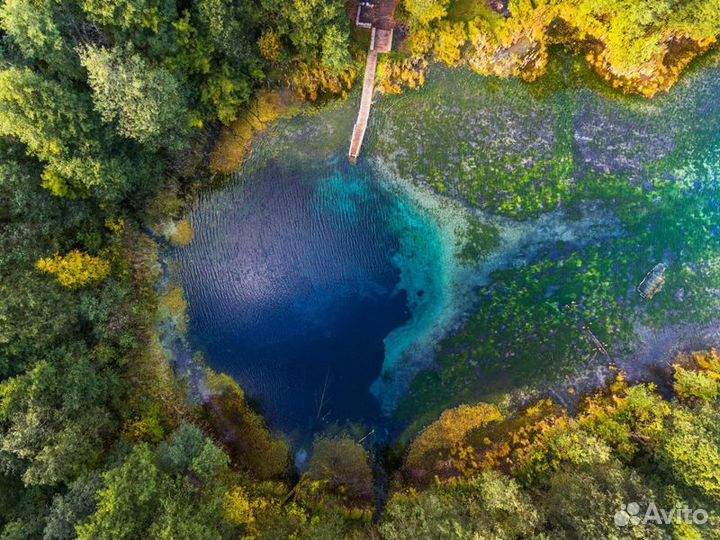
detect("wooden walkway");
top-left (349, 49), bottom-right (378, 164)
top-left (349, 27), bottom-right (393, 164)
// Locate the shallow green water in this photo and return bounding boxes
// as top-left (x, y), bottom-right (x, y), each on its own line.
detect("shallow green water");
top-left (366, 57), bottom-right (720, 432)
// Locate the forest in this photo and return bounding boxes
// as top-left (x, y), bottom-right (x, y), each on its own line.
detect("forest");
top-left (1, 0), bottom-right (720, 539)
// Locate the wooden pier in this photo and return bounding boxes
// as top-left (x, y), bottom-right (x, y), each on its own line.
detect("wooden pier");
top-left (348, 46), bottom-right (378, 164)
top-left (348, 2), bottom-right (397, 164)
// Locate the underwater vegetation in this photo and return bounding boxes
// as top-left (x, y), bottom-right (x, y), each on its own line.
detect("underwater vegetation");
top-left (371, 54), bottom-right (720, 433)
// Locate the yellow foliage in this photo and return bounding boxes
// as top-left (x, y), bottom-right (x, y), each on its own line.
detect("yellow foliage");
top-left (159, 287), bottom-right (188, 333)
top-left (573, 378), bottom-right (670, 461)
top-left (406, 403), bottom-right (502, 474)
top-left (225, 486), bottom-right (253, 525)
top-left (486, 404), bottom-right (570, 473)
top-left (41, 168), bottom-right (72, 198)
top-left (464, 3), bottom-right (550, 80)
top-left (286, 61), bottom-right (357, 102)
top-left (105, 218), bottom-right (126, 234)
top-left (160, 287), bottom-right (186, 315)
top-left (405, 0), bottom-right (720, 96)
top-left (168, 219), bottom-right (193, 246)
top-left (407, 27), bottom-right (436, 56)
top-left (224, 486), bottom-right (269, 526)
top-left (210, 117), bottom-right (254, 175)
top-left (258, 30), bottom-right (282, 62)
top-left (210, 89), bottom-right (299, 175)
top-left (673, 365), bottom-right (719, 402)
top-left (434, 21), bottom-right (467, 66)
top-left (673, 349), bottom-right (720, 402)
top-left (406, 0), bottom-right (450, 26)
top-left (122, 415), bottom-right (164, 443)
top-left (122, 400), bottom-right (165, 443)
top-left (433, 399), bottom-right (569, 477)
top-left (36, 250), bottom-right (111, 288)
top-left (685, 348), bottom-right (720, 377)
top-left (608, 370), bottom-right (627, 395)
top-left (376, 57), bottom-right (428, 95)
top-left (550, 0), bottom-right (719, 95)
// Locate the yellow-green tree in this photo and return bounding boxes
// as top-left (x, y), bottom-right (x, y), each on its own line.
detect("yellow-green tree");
top-left (203, 372), bottom-right (291, 480)
top-left (306, 436), bottom-right (374, 504)
top-left (405, 0), bottom-right (450, 26)
top-left (434, 22), bottom-right (467, 66)
top-left (258, 29), bottom-right (283, 62)
top-left (405, 403), bottom-right (502, 478)
top-left (36, 251), bottom-right (111, 288)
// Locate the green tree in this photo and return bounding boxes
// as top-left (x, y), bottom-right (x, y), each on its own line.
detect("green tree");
top-left (516, 426), bottom-right (613, 485)
top-left (0, 150), bottom-right (93, 372)
top-left (200, 64), bottom-right (253, 125)
top-left (0, 67), bottom-right (156, 200)
top-left (0, 345), bottom-right (119, 486)
top-left (542, 459), bottom-right (661, 540)
top-left (380, 471), bottom-right (541, 539)
top-left (305, 436), bottom-right (374, 504)
top-left (264, 0), bottom-right (351, 64)
top-left (0, 474), bottom-right (50, 540)
top-left (77, 424), bottom-right (230, 540)
top-left (79, 0), bottom-right (178, 57)
top-left (656, 403), bottom-right (720, 501)
top-left (43, 472), bottom-right (103, 540)
top-left (75, 444), bottom-right (160, 540)
top-left (202, 372), bottom-right (290, 480)
top-left (321, 25), bottom-right (352, 74)
top-left (80, 46), bottom-right (190, 151)
top-left (190, 0), bottom-right (264, 122)
top-left (405, 0), bottom-right (449, 26)
top-left (0, 0), bottom-right (80, 77)
top-left (195, 0), bottom-right (259, 65)
top-left (674, 366), bottom-right (719, 403)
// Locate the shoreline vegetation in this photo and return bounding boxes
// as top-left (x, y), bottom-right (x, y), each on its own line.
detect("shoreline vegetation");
top-left (209, 90), bottom-right (302, 176)
top-left (2, 0), bottom-right (720, 539)
top-left (378, 0), bottom-right (720, 99)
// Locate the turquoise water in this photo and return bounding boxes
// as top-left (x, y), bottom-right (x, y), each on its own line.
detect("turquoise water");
top-left (172, 53), bottom-right (720, 440)
top-left (370, 60), bottom-right (720, 427)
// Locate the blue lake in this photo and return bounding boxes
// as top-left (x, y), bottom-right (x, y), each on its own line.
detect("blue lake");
top-left (173, 158), bottom-right (443, 444)
top-left (172, 58), bottom-right (720, 447)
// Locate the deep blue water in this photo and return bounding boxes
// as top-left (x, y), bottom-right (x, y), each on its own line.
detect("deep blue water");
top-left (174, 159), bottom-right (423, 443)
